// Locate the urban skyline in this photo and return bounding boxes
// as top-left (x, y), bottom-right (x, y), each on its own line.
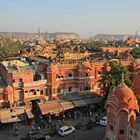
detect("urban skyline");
top-left (0, 0), bottom-right (140, 38)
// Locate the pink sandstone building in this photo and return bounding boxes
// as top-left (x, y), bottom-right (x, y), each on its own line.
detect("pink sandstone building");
top-left (104, 59), bottom-right (140, 140)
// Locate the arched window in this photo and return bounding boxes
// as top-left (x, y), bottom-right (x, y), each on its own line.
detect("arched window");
top-left (130, 116), bottom-right (135, 128)
top-left (120, 129), bottom-right (124, 134)
top-left (30, 89), bottom-right (36, 95)
top-left (134, 132), bottom-right (137, 138)
top-left (68, 73), bottom-right (72, 77)
top-left (68, 87), bottom-right (72, 92)
top-left (57, 88), bottom-right (61, 94)
top-left (130, 130), bottom-right (133, 136)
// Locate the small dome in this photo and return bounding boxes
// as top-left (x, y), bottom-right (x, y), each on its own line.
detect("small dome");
top-left (134, 59), bottom-right (140, 71)
top-left (113, 83), bottom-right (134, 101)
top-left (111, 82), bottom-right (139, 112)
top-left (81, 62), bottom-right (92, 70)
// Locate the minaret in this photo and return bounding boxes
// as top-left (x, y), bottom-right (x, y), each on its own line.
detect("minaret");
top-left (37, 27), bottom-right (41, 40)
top-left (135, 30), bottom-right (138, 42)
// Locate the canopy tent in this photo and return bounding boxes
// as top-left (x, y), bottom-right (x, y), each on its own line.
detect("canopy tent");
top-left (26, 110), bottom-right (34, 119)
top-left (38, 100), bottom-right (63, 115)
top-left (1, 116), bottom-right (21, 123)
top-left (84, 97), bottom-right (103, 105)
top-left (0, 109), bottom-right (11, 122)
top-left (72, 100), bottom-right (87, 107)
top-left (0, 109), bottom-right (21, 123)
top-left (59, 101), bottom-right (74, 111)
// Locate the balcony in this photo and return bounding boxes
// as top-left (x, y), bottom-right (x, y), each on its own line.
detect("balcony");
top-left (56, 77), bottom-right (74, 81)
top-left (13, 80), bottom-right (47, 88)
top-left (56, 76), bottom-right (95, 81)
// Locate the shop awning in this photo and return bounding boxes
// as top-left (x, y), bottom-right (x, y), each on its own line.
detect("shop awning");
top-left (38, 101), bottom-right (63, 115)
top-left (1, 117), bottom-right (21, 123)
top-left (0, 109), bottom-right (11, 122)
top-left (59, 101), bottom-right (74, 111)
top-left (62, 94), bottom-right (82, 101)
top-left (72, 100), bottom-right (87, 107)
top-left (26, 110), bottom-right (34, 119)
top-left (84, 97), bottom-right (103, 105)
top-left (11, 107), bottom-right (25, 116)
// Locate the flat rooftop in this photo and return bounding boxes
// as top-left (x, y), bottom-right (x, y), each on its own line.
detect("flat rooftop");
top-left (1, 60), bottom-right (34, 72)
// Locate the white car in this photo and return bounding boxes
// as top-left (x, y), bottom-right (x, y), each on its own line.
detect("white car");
top-left (58, 126), bottom-right (75, 136)
top-left (99, 116), bottom-right (107, 126)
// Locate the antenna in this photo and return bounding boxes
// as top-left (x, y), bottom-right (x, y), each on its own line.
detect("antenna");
top-left (37, 27), bottom-right (41, 40)
top-left (135, 30), bottom-right (138, 40)
top-left (45, 30), bottom-right (48, 40)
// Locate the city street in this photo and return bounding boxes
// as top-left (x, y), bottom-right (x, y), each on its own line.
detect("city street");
top-left (0, 125), bottom-right (105, 140)
top-left (0, 112), bottom-right (106, 140)
top-left (53, 126), bottom-right (105, 140)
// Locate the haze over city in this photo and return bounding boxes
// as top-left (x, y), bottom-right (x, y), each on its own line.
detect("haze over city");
top-left (0, 0), bottom-right (140, 38)
top-left (1, 0), bottom-right (140, 140)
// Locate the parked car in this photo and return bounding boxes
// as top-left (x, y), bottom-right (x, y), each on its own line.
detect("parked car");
top-left (99, 116), bottom-right (107, 126)
top-left (58, 126), bottom-right (75, 136)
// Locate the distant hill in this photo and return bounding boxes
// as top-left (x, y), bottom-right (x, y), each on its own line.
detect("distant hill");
top-left (0, 32), bottom-right (80, 40)
top-left (91, 34), bottom-right (140, 40)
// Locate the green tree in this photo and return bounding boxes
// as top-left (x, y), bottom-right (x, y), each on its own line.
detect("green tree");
top-left (100, 60), bottom-right (132, 104)
top-left (0, 37), bottom-right (23, 60)
top-left (130, 47), bottom-right (140, 58)
top-left (84, 40), bottom-right (104, 49)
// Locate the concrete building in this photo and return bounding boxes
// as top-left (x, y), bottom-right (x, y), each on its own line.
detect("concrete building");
top-left (0, 60), bottom-right (47, 104)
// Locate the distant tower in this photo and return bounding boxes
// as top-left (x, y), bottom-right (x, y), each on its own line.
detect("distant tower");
top-left (135, 30), bottom-right (138, 42)
top-left (45, 31), bottom-right (48, 40)
top-left (37, 27), bottom-right (41, 40)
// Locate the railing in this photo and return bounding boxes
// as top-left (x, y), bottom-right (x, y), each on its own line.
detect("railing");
top-left (13, 79), bottom-right (47, 88)
top-left (56, 76), bottom-right (95, 81)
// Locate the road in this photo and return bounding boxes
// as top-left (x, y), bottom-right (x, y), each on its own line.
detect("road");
top-left (52, 125), bottom-right (106, 140)
top-left (0, 125), bottom-right (105, 140)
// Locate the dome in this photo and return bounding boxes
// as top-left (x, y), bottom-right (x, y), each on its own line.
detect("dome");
top-left (81, 62), bottom-right (92, 70)
top-left (110, 82), bottom-right (139, 112)
top-left (134, 59), bottom-right (140, 71)
top-left (113, 83), bottom-right (134, 101)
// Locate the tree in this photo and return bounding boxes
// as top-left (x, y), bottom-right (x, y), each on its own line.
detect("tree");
top-left (0, 37), bottom-right (23, 60)
top-left (84, 40), bottom-right (104, 49)
top-left (100, 60), bottom-right (132, 104)
top-left (130, 47), bottom-right (140, 58)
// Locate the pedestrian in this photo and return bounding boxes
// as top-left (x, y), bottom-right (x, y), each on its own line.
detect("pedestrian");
top-left (89, 111), bottom-right (92, 118)
top-left (62, 114), bottom-right (65, 122)
top-left (14, 126), bottom-right (18, 136)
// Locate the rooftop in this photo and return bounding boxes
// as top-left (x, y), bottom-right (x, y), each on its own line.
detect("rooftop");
top-left (1, 60), bottom-right (33, 72)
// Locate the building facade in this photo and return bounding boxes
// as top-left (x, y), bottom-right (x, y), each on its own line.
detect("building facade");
top-left (105, 81), bottom-right (139, 140)
top-left (0, 60), bottom-right (47, 104)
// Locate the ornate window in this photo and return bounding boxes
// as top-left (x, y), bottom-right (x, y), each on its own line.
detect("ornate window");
top-left (68, 73), bottom-right (72, 77)
top-left (130, 115), bottom-right (135, 128)
top-left (134, 132), bottom-right (137, 138)
top-left (120, 129), bottom-right (124, 134)
top-left (110, 125), bottom-right (113, 131)
top-left (68, 87), bottom-right (72, 92)
top-left (57, 88), bottom-right (61, 94)
top-left (130, 130), bottom-right (133, 136)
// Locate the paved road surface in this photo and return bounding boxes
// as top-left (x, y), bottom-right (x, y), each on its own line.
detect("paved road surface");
top-left (0, 125), bottom-right (105, 140)
top-left (52, 126), bottom-right (105, 140)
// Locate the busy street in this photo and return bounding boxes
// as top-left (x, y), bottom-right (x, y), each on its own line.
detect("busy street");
top-left (0, 116), bottom-right (106, 140)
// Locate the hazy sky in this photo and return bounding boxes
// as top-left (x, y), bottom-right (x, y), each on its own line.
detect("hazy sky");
top-left (0, 0), bottom-right (140, 38)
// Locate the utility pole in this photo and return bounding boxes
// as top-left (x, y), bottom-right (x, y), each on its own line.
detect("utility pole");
top-left (135, 30), bottom-right (138, 41)
top-left (45, 31), bottom-right (48, 40)
top-left (37, 27), bottom-right (41, 40)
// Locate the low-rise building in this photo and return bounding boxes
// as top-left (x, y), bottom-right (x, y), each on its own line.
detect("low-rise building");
top-left (0, 60), bottom-right (47, 104)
